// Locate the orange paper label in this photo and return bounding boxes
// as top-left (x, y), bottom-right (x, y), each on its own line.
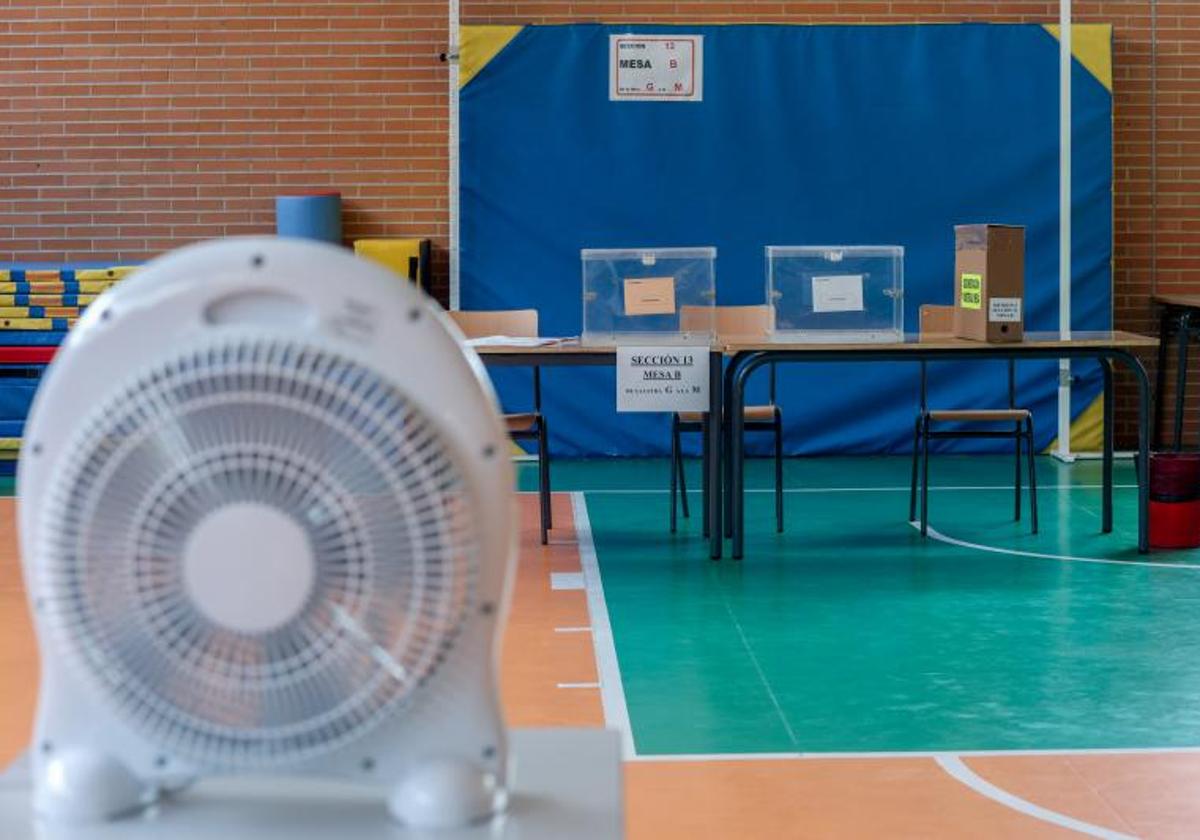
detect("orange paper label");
top-left (623, 277), bottom-right (676, 316)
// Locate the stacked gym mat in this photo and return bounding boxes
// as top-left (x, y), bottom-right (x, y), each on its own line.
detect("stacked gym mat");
top-left (0, 265), bottom-right (138, 473)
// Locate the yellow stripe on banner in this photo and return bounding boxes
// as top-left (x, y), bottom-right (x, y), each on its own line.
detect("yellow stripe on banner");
top-left (0, 307), bottom-right (81, 318)
top-left (0, 281), bottom-right (115, 294)
top-left (78, 280), bottom-right (116, 293)
top-left (1044, 393), bottom-right (1104, 454)
top-left (459, 25), bottom-right (524, 89)
top-left (0, 318), bottom-right (76, 330)
top-left (0, 272), bottom-right (8, 282)
top-left (1042, 24), bottom-right (1113, 93)
top-left (0, 295), bottom-right (88, 307)
top-left (75, 266), bottom-right (136, 281)
top-left (0, 438), bottom-right (20, 452)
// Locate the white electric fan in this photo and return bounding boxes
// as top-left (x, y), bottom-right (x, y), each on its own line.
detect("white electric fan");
top-left (17, 237), bottom-right (516, 828)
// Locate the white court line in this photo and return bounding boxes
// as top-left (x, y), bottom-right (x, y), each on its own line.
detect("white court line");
top-left (624, 745), bottom-right (1200, 763)
top-left (721, 599), bottom-right (800, 748)
top-left (936, 755), bottom-right (1137, 839)
top-left (913, 521), bottom-right (1200, 571)
top-left (528, 483), bottom-right (1137, 495)
top-left (557, 682), bottom-right (601, 689)
top-left (550, 571), bottom-right (585, 590)
top-left (571, 492), bottom-right (637, 759)
top-left (554, 626), bottom-right (592, 633)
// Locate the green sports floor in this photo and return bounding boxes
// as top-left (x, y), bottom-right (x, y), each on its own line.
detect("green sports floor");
top-left (520, 456), bottom-right (1200, 757)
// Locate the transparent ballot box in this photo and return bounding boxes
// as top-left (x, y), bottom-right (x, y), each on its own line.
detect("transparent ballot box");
top-left (766, 246), bottom-right (904, 343)
top-left (581, 247), bottom-right (717, 345)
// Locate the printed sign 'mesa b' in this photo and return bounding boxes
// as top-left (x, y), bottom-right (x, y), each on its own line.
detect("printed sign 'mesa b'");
top-left (617, 347), bottom-right (710, 412)
top-left (609, 35), bottom-right (704, 102)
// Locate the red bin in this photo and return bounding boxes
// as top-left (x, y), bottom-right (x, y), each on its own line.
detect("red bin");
top-left (1149, 453), bottom-right (1200, 550)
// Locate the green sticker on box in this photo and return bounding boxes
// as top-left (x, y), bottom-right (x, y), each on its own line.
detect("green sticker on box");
top-left (960, 273), bottom-right (983, 310)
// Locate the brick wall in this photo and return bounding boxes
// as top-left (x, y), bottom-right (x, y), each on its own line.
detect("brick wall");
top-left (2, 1), bottom-right (1198, 443)
top-left (0, 1), bottom-right (449, 289)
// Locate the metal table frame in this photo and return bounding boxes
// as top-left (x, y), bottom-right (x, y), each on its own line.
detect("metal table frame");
top-left (477, 348), bottom-right (725, 559)
top-left (1154, 301), bottom-right (1200, 451)
top-left (724, 344), bottom-right (1152, 558)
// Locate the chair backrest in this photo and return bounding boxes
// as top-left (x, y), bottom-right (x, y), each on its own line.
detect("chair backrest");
top-left (919, 304), bottom-right (955, 339)
top-left (679, 304), bottom-right (773, 339)
top-left (448, 309), bottom-right (539, 339)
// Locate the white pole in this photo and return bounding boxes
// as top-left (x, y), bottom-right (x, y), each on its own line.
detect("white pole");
top-left (1055, 0), bottom-right (1074, 461)
top-left (448, 0), bottom-right (461, 310)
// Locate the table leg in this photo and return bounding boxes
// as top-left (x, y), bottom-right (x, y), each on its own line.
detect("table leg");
top-left (1154, 307), bottom-right (1172, 450)
top-left (1101, 358), bottom-right (1114, 534)
top-left (730, 354), bottom-right (763, 560)
top-left (722, 355), bottom-right (738, 539)
top-left (708, 350), bottom-right (723, 560)
top-left (1174, 310), bottom-right (1192, 451)
top-left (1115, 351), bottom-right (1153, 553)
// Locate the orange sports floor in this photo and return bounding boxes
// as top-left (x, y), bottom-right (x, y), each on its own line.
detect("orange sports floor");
top-left (5, 494), bottom-right (1200, 837)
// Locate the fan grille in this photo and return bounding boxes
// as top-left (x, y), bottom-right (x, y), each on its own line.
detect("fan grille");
top-left (38, 339), bottom-right (479, 767)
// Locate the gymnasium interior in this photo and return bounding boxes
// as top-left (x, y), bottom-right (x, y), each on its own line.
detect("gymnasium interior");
top-left (2, 2), bottom-right (1200, 838)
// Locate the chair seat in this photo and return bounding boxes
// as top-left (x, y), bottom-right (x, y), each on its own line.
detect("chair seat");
top-left (677, 405), bottom-right (777, 424)
top-left (504, 412), bottom-right (540, 432)
top-left (927, 408), bottom-right (1031, 423)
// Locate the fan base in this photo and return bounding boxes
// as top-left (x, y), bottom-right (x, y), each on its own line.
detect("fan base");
top-left (2, 729), bottom-right (622, 839)
top-left (389, 758), bottom-right (503, 828)
top-left (33, 749), bottom-right (150, 822)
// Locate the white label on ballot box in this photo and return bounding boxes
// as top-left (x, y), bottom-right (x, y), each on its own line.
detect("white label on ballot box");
top-left (811, 274), bottom-right (865, 313)
top-left (616, 346), bottom-right (709, 412)
top-left (989, 297), bottom-right (1022, 323)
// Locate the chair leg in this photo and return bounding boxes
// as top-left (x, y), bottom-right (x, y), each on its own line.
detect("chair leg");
top-left (701, 416), bottom-right (711, 539)
top-left (774, 410), bottom-right (784, 533)
top-left (537, 421), bottom-right (550, 546)
top-left (1014, 422), bottom-right (1022, 522)
top-left (1026, 417), bottom-right (1039, 534)
top-left (678, 424), bottom-right (690, 520)
top-left (669, 416), bottom-right (679, 534)
top-left (909, 416), bottom-right (921, 523)
top-left (543, 419), bottom-right (553, 531)
top-left (920, 415), bottom-right (931, 537)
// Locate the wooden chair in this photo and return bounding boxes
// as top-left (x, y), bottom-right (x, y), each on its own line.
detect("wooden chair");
top-left (449, 309), bottom-right (552, 545)
top-left (672, 305), bottom-right (784, 534)
top-left (911, 305), bottom-right (1037, 536)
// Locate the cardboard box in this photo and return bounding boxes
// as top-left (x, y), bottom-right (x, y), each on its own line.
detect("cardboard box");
top-left (919, 304), bottom-right (955, 340)
top-left (953, 224), bottom-right (1025, 343)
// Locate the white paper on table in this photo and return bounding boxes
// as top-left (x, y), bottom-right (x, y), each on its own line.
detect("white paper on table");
top-left (464, 336), bottom-right (573, 347)
top-left (811, 275), bottom-right (865, 314)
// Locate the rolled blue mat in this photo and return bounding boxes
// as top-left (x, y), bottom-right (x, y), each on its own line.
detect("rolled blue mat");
top-left (275, 191), bottom-right (343, 243)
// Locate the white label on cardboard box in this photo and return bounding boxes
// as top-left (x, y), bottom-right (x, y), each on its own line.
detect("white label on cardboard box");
top-left (610, 35), bottom-right (703, 102)
top-left (811, 275), bottom-right (865, 313)
top-left (617, 346), bottom-right (709, 412)
top-left (988, 297), bottom-right (1022, 323)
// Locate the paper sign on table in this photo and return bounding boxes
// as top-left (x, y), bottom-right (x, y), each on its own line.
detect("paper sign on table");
top-left (811, 275), bottom-right (864, 314)
top-left (616, 346), bottom-right (709, 412)
top-left (623, 277), bottom-right (676, 316)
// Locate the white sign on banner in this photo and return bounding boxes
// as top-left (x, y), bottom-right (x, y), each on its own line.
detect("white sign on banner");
top-left (609, 35), bottom-right (704, 102)
top-left (616, 346), bottom-right (709, 412)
